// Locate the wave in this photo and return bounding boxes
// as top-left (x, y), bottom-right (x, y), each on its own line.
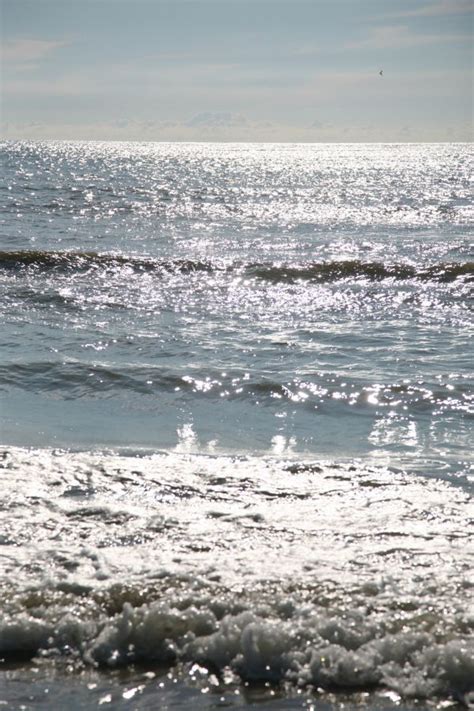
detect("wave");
top-left (0, 446), bottom-right (472, 704)
top-left (0, 361), bottom-right (185, 396)
top-left (0, 363), bottom-right (471, 419)
top-left (248, 260), bottom-right (474, 283)
top-left (1, 582), bottom-right (472, 703)
top-left (0, 250), bottom-right (472, 282)
top-left (0, 250), bottom-right (214, 274)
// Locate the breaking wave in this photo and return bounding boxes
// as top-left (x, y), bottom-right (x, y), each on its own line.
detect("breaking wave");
top-left (0, 446), bottom-right (472, 705)
top-left (0, 580), bottom-right (472, 702)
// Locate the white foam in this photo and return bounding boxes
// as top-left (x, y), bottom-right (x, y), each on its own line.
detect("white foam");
top-left (0, 446), bottom-right (472, 703)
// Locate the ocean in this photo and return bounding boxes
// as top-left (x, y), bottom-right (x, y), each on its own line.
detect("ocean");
top-left (0, 140), bottom-right (472, 709)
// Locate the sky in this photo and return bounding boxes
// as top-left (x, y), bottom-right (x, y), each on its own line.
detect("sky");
top-left (1, 0), bottom-right (472, 142)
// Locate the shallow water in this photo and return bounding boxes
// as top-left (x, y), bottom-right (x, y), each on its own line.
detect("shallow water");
top-left (0, 141), bottom-right (472, 708)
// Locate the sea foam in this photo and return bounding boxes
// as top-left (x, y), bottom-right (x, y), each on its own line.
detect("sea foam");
top-left (0, 447), bottom-right (472, 704)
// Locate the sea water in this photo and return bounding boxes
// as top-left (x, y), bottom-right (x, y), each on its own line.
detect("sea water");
top-left (0, 141), bottom-right (472, 709)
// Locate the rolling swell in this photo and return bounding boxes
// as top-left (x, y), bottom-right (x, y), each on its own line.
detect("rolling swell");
top-left (249, 260), bottom-right (474, 283)
top-left (1, 362), bottom-right (470, 418)
top-left (0, 249), bottom-right (472, 282)
top-left (0, 250), bottom-right (214, 274)
top-left (0, 361), bottom-right (185, 396)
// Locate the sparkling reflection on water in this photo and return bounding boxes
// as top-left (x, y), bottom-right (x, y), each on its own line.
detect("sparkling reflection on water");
top-left (0, 141), bottom-right (472, 484)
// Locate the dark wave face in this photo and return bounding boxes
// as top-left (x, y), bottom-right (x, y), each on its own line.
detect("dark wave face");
top-left (0, 249), bottom-right (472, 282)
top-left (0, 141), bottom-right (472, 483)
top-left (0, 250), bottom-right (215, 274)
top-left (247, 259), bottom-right (474, 282)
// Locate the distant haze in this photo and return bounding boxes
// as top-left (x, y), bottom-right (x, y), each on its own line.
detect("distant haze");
top-left (1, 0), bottom-right (472, 142)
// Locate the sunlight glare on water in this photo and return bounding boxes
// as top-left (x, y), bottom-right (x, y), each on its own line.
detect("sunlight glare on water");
top-left (1, 142), bottom-right (472, 479)
top-left (0, 140), bottom-right (472, 708)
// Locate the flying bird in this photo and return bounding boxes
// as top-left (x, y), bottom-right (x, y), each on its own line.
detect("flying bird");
top-left (379, 70), bottom-right (383, 76)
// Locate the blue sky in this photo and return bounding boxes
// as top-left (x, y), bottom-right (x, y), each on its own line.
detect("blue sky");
top-left (1, 0), bottom-right (472, 141)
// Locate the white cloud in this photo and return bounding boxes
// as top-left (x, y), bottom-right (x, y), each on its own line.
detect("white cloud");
top-left (1, 38), bottom-right (69, 64)
top-left (309, 119), bottom-right (334, 131)
top-left (2, 75), bottom-right (90, 97)
top-left (2, 113), bottom-right (471, 144)
top-left (391, 0), bottom-right (473, 18)
top-left (185, 112), bottom-right (248, 128)
top-left (347, 24), bottom-right (470, 50)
